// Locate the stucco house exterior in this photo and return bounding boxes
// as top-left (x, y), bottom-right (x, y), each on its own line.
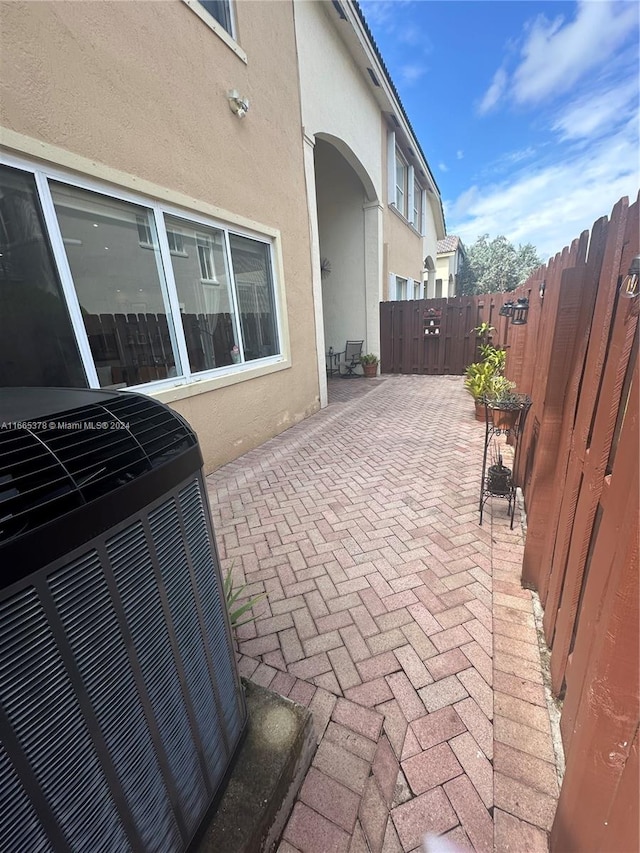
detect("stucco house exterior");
top-left (432, 235), bottom-right (466, 298)
top-left (0, 0), bottom-right (444, 469)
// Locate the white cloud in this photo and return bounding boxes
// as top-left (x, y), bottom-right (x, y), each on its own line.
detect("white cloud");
top-left (552, 78), bottom-right (639, 141)
top-left (456, 150), bottom-right (464, 160)
top-left (400, 63), bottom-right (427, 84)
top-left (438, 162), bottom-right (449, 172)
top-left (478, 67), bottom-right (508, 115)
top-left (445, 119), bottom-right (639, 260)
top-left (512, 1), bottom-right (638, 105)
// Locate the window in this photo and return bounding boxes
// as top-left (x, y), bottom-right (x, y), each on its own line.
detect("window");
top-left (396, 276), bottom-right (407, 300)
top-left (413, 280), bottom-right (421, 300)
top-left (136, 214), bottom-right (153, 248)
top-left (196, 233), bottom-right (219, 283)
top-left (51, 183), bottom-right (182, 388)
top-left (412, 179), bottom-right (422, 231)
top-left (198, 0), bottom-right (233, 35)
top-left (1, 160), bottom-right (282, 390)
top-left (395, 149), bottom-right (408, 217)
top-left (0, 165), bottom-right (86, 387)
top-left (435, 278), bottom-right (443, 298)
top-left (167, 227), bottom-right (186, 256)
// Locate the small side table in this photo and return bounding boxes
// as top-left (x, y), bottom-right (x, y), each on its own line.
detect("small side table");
top-left (325, 348), bottom-right (339, 377)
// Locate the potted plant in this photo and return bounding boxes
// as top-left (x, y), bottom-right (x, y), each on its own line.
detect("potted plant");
top-left (484, 376), bottom-right (526, 432)
top-left (360, 353), bottom-right (379, 377)
top-left (486, 453), bottom-right (512, 495)
top-left (464, 360), bottom-right (495, 421)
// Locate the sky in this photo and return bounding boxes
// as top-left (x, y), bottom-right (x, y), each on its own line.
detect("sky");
top-left (359, 0), bottom-right (640, 261)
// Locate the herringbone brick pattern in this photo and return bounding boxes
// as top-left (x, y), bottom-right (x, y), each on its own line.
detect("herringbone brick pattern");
top-left (207, 376), bottom-right (558, 852)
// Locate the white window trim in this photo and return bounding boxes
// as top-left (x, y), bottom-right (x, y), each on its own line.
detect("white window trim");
top-left (395, 147), bottom-right (408, 217)
top-left (387, 131), bottom-right (396, 206)
top-left (2, 151), bottom-right (287, 395)
top-left (407, 166), bottom-right (415, 226)
top-left (395, 275), bottom-right (408, 301)
top-left (181, 0), bottom-right (247, 64)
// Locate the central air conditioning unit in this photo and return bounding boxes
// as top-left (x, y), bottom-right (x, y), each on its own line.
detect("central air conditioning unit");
top-left (0, 387), bottom-right (247, 852)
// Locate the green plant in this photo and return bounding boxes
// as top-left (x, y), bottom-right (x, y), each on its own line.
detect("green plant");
top-left (478, 344), bottom-right (506, 373)
top-left (464, 360), bottom-right (495, 400)
top-left (485, 375), bottom-right (519, 405)
top-left (360, 353), bottom-right (379, 365)
top-left (472, 322), bottom-right (495, 341)
top-left (223, 565), bottom-right (265, 627)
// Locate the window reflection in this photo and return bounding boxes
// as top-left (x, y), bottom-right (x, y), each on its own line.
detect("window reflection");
top-left (164, 214), bottom-right (238, 371)
top-left (0, 165), bottom-right (86, 387)
top-left (229, 233), bottom-right (279, 362)
top-left (50, 183), bottom-right (180, 388)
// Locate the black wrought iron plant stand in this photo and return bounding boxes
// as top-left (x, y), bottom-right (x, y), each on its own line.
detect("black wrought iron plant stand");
top-left (479, 396), bottom-right (531, 528)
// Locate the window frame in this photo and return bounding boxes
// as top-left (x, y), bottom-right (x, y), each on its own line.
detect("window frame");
top-left (396, 276), bottom-right (408, 301)
top-left (2, 153), bottom-right (285, 394)
top-left (412, 178), bottom-right (422, 231)
top-left (182, 0), bottom-right (247, 64)
top-left (394, 148), bottom-right (408, 217)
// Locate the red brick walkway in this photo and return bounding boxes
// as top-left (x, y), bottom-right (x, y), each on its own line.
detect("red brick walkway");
top-left (207, 375), bottom-right (559, 852)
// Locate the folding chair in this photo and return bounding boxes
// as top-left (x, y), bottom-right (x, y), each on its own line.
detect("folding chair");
top-left (336, 340), bottom-right (364, 377)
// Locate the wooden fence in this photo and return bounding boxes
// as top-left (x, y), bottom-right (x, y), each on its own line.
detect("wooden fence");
top-left (508, 194), bottom-right (639, 853)
top-left (380, 194), bottom-right (639, 851)
top-left (380, 293), bottom-right (514, 375)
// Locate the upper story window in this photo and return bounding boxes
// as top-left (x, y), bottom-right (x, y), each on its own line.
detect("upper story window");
top-left (412, 179), bottom-right (422, 231)
top-left (0, 160), bottom-right (282, 391)
top-left (396, 276), bottom-right (407, 300)
top-left (395, 148), bottom-right (408, 217)
top-left (198, 0), bottom-right (234, 36)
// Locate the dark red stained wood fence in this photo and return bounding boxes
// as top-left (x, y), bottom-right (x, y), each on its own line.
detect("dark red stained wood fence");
top-left (379, 294), bottom-right (512, 375)
top-left (380, 193), bottom-right (639, 853)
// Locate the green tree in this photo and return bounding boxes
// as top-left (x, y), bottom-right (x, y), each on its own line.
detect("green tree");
top-left (458, 234), bottom-right (543, 295)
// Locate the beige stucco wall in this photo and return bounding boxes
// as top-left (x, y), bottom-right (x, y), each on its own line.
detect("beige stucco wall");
top-left (0, 0), bottom-right (319, 472)
top-left (384, 208), bottom-right (424, 285)
top-left (294, 0), bottom-right (382, 200)
top-left (314, 140), bottom-right (367, 352)
top-left (380, 120), bottom-right (433, 295)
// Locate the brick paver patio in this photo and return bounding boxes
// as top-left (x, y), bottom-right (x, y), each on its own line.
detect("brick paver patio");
top-left (207, 375), bottom-right (559, 852)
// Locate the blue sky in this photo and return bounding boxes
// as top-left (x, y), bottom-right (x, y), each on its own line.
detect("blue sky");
top-left (359, 0), bottom-right (639, 260)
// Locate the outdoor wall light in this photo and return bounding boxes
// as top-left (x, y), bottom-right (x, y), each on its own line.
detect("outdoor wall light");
top-left (510, 297), bottom-right (530, 325)
top-left (620, 255), bottom-right (640, 299)
top-left (539, 281), bottom-right (546, 300)
top-left (499, 301), bottom-right (514, 318)
top-left (227, 89), bottom-right (249, 118)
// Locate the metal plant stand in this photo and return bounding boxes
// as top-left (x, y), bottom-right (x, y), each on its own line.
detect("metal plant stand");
top-left (479, 395), bottom-right (532, 528)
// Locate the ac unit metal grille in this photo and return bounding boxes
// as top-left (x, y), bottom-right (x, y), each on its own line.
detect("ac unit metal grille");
top-left (106, 521), bottom-right (208, 836)
top-left (0, 743), bottom-right (53, 853)
top-left (48, 552), bottom-right (181, 852)
top-left (148, 499), bottom-right (226, 794)
top-left (0, 392), bottom-right (197, 543)
top-left (0, 453), bottom-right (244, 851)
top-left (178, 481), bottom-right (243, 742)
top-left (0, 587), bottom-right (130, 851)
top-left (0, 429), bottom-right (81, 543)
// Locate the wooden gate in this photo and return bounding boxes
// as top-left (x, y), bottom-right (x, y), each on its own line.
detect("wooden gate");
top-left (379, 294), bottom-right (511, 375)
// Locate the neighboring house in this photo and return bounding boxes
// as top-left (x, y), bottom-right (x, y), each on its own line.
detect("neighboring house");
top-left (431, 235), bottom-right (466, 298)
top-left (0, 0), bottom-right (444, 469)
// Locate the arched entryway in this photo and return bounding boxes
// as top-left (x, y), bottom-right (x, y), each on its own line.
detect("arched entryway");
top-left (303, 132), bottom-right (382, 406)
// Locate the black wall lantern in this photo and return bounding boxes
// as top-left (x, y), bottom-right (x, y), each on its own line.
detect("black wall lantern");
top-left (510, 297), bottom-right (530, 325)
top-left (499, 296), bottom-right (529, 324)
top-left (620, 255), bottom-right (640, 299)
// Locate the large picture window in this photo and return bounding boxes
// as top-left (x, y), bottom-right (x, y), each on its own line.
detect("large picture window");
top-left (1, 160), bottom-right (283, 390)
top-left (0, 165), bottom-right (87, 387)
